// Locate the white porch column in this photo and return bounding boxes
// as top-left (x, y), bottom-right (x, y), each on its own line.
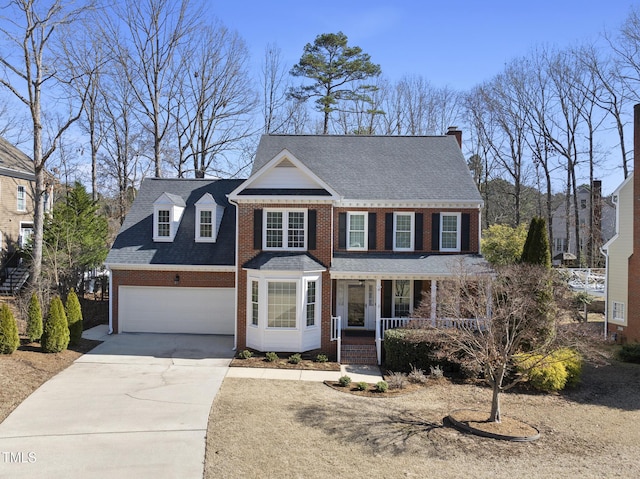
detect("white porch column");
top-left (375, 278), bottom-right (382, 365)
top-left (431, 280), bottom-right (437, 323)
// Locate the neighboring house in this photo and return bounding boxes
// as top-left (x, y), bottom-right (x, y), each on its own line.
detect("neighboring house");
top-left (0, 137), bottom-right (35, 265)
top-left (603, 103), bottom-right (640, 343)
top-left (551, 182), bottom-right (615, 266)
top-left (106, 131), bottom-right (489, 361)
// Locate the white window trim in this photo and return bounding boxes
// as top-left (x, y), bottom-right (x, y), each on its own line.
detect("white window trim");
top-left (263, 208), bottom-right (307, 251)
top-left (250, 280), bottom-right (259, 327)
top-left (195, 207), bottom-right (216, 243)
top-left (154, 208), bottom-right (172, 241)
top-left (440, 212), bottom-right (461, 252)
top-left (393, 212), bottom-right (414, 251)
top-left (266, 279), bottom-right (298, 329)
top-left (305, 279), bottom-right (319, 329)
top-left (392, 279), bottom-right (413, 317)
top-left (612, 301), bottom-right (625, 323)
top-left (17, 185), bottom-right (26, 212)
top-left (347, 211), bottom-right (368, 251)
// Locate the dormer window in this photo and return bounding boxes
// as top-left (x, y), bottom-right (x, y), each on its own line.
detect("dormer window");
top-left (153, 192), bottom-right (185, 242)
top-left (195, 193), bottom-right (224, 243)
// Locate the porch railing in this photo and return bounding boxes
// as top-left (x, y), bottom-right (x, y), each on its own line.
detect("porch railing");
top-left (330, 316), bottom-right (342, 363)
top-left (375, 317), bottom-right (486, 365)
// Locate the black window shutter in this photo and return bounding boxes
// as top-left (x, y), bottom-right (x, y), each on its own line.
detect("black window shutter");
top-left (253, 209), bottom-right (263, 249)
top-left (431, 213), bottom-right (440, 251)
top-left (338, 212), bottom-right (346, 249)
top-left (368, 212), bottom-right (377, 250)
top-left (385, 213), bottom-right (393, 250)
top-left (461, 213), bottom-right (471, 251)
top-left (413, 280), bottom-right (423, 310)
top-left (308, 209), bottom-right (317, 250)
top-left (415, 213), bottom-right (424, 251)
top-left (382, 280), bottom-right (392, 317)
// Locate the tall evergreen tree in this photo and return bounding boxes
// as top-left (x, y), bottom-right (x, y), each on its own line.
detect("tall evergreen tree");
top-left (65, 289), bottom-right (83, 346)
top-left (0, 304), bottom-right (20, 354)
top-left (289, 32), bottom-right (381, 134)
top-left (41, 297), bottom-right (70, 353)
top-left (26, 293), bottom-right (44, 343)
top-left (521, 217), bottom-right (551, 268)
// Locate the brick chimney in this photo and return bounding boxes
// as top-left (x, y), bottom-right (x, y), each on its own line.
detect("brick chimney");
top-left (446, 126), bottom-right (462, 148)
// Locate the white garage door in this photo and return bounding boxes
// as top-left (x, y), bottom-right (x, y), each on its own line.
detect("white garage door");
top-left (119, 286), bottom-right (234, 334)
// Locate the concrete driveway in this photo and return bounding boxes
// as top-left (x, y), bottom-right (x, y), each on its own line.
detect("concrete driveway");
top-left (0, 327), bottom-right (234, 479)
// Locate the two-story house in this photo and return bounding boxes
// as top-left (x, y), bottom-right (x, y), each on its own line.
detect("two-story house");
top-left (106, 131), bottom-right (488, 362)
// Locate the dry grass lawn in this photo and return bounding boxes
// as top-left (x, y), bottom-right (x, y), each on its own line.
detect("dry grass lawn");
top-left (205, 360), bottom-right (640, 479)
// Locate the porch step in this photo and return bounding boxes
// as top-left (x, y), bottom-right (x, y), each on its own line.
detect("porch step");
top-left (0, 267), bottom-right (29, 295)
top-left (340, 344), bottom-right (378, 365)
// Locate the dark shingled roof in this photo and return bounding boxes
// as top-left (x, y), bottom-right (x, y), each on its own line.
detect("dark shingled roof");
top-left (252, 135), bottom-right (482, 202)
top-left (106, 178), bottom-right (244, 266)
top-left (331, 253), bottom-right (492, 277)
top-left (0, 137), bottom-right (34, 180)
top-left (243, 252), bottom-right (326, 271)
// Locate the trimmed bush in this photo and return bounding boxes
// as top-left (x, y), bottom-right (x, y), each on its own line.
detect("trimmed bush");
top-left (383, 328), bottom-right (472, 377)
top-left (238, 349), bottom-right (253, 359)
top-left (65, 289), bottom-right (83, 347)
top-left (315, 353), bottom-right (328, 363)
top-left (0, 304), bottom-right (20, 354)
top-left (26, 293), bottom-right (43, 342)
top-left (553, 348), bottom-right (582, 387)
top-left (375, 381), bottom-right (389, 393)
top-left (41, 297), bottom-right (70, 353)
top-left (265, 352), bottom-right (278, 362)
top-left (338, 375), bottom-right (351, 387)
top-left (356, 381), bottom-right (368, 391)
top-left (288, 353), bottom-right (302, 364)
top-left (619, 343), bottom-right (640, 364)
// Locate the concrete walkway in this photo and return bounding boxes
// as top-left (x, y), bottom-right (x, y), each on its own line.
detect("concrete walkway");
top-left (0, 327), bottom-right (234, 479)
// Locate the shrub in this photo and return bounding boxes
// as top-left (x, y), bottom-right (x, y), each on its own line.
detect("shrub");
top-left (0, 304), bottom-right (20, 354)
top-left (516, 348), bottom-right (583, 392)
top-left (429, 365), bottom-right (444, 379)
top-left (65, 289), bottom-right (83, 347)
top-left (356, 381), bottom-right (369, 391)
top-left (26, 293), bottom-right (43, 342)
top-left (386, 371), bottom-right (407, 389)
top-left (265, 352), bottom-right (278, 362)
top-left (238, 349), bottom-right (253, 359)
top-left (375, 381), bottom-right (389, 393)
top-left (619, 343), bottom-right (640, 364)
top-left (315, 353), bottom-right (328, 363)
top-left (41, 297), bottom-right (70, 353)
top-left (408, 365), bottom-right (428, 384)
top-left (288, 353), bottom-right (302, 364)
top-left (338, 375), bottom-right (351, 387)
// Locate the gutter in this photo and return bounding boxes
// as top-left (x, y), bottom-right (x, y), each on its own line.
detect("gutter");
top-left (227, 195), bottom-right (239, 352)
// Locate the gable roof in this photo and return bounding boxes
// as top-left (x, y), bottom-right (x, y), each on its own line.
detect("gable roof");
top-left (251, 135), bottom-right (482, 203)
top-left (106, 178), bottom-right (244, 268)
top-left (0, 137), bottom-right (35, 180)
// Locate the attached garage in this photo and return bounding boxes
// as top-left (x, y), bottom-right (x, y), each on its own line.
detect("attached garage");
top-left (118, 286), bottom-right (235, 335)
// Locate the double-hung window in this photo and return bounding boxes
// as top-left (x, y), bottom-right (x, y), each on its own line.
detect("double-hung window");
top-left (157, 210), bottom-right (170, 238)
top-left (251, 281), bottom-right (259, 326)
top-left (306, 281), bottom-right (316, 327)
top-left (394, 212), bottom-right (414, 251)
top-left (440, 213), bottom-right (461, 252)
top-left (265, 209), bottom-right (306, 250)
top-left (393, 280), bottom-right (411, 317)
top-left (17, 186), bottom-right (26, 212)
top-left (267, 282), bottom-right (297, 328)
top-left (347, 212), bottom-right (367, 250)
top-left (199, 210), bottom-right (213, 239)
top-left (613, 302), bottom-right (625, 322)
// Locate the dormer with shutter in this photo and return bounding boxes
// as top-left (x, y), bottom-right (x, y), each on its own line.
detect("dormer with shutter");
top-left (153, 192), bottom-right (186, 242)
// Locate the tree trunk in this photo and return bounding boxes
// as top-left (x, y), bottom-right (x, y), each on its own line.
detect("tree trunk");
top-left (489, 383), bottom-right (502, 423)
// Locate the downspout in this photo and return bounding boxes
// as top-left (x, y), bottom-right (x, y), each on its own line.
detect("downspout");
top-left (107, 266), bottom-right (113, 334)
top-left (228, 196), bottom-right (239, 351)
top-left (601, 246), bottom-right (609, 339)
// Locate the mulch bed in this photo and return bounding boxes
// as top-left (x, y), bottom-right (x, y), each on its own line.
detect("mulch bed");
top-left (230, 356), bottom-right (340, 371)
top-left (448, 408), bottom-right (540, 441)
top-left (323, 379), bottom-right (425, 397)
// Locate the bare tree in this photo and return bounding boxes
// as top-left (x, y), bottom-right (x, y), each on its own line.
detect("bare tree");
top-left (172, 22), bottom-right (256, 178)
top-left (0, 0), bottom-right (94, 286)
top-left (108, 0), bottom-right (200, 178)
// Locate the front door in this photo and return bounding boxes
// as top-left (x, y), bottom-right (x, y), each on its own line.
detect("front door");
top-left (347, 283), bottom-right (366, 328)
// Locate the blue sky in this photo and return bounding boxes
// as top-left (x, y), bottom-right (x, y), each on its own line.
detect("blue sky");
top-left (212, 0), bottom-right (636, 90)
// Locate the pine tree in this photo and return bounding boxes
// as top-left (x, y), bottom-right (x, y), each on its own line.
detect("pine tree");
top-left (66, 289), bottom-right (83, 346)
top-left (41, 297), bottom-right (70, 353)
top-left (520, 217), bottom-right (551, 268)
top-left (0, 303), bottom-right (20, 354)
top-left (26, 293), bottom-right (43, 342)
